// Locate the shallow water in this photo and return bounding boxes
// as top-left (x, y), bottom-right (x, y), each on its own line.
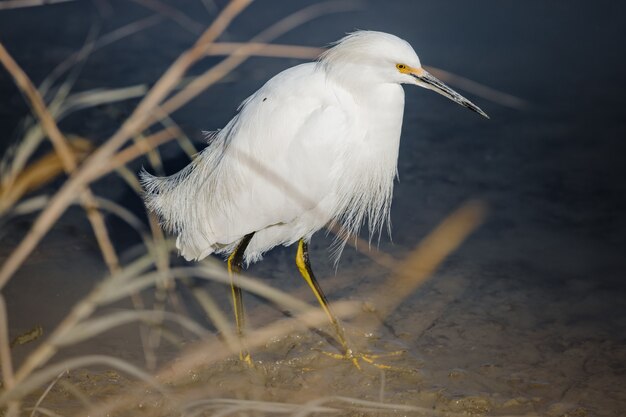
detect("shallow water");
top-left (1, 0), bottom-right (625, 415)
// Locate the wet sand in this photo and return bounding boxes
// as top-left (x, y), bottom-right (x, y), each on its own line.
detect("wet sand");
top-left (1, 0), bottom-right (625, 415)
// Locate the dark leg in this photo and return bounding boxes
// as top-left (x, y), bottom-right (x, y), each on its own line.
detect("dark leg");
top-left (227, 232), bottom-right (254, 364)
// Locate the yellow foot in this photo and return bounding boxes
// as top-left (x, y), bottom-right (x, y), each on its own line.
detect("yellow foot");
top-left (319, 348), bottom-right (406, 371)
top-left (240, 352), bottom-right (255, 368)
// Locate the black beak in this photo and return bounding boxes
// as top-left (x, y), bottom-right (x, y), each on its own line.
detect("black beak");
top-left (411, 70), bottom-right (489, 119)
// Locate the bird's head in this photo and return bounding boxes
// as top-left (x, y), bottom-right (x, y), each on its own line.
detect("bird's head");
top-left (320, 31), bottom-right (488, 118)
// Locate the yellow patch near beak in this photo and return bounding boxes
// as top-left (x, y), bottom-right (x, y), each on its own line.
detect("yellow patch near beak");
top-left (397, 64), bottom-right (424, 76)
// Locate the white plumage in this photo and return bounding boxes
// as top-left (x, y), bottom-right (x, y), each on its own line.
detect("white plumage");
top-left (141, 31), bottom-right (487, 264)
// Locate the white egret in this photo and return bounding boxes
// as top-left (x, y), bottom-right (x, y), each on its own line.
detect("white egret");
top-left (141, 31), bottom-right (487, 366)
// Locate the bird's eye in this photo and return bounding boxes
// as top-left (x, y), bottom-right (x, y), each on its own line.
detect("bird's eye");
top-left (396, 64), bottom-right (407, 71)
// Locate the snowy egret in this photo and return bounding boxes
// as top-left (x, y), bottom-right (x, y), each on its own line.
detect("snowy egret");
top-left (141, 31), bottom-right (487, 366)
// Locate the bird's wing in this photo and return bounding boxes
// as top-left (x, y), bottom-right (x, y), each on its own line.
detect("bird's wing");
top-left (204, 63), bottom-right (358, 245)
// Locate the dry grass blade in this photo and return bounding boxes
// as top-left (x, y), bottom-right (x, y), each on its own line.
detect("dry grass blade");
top-left (0, 42), bottom-right (76, 171)
top-left (375, 200), bottom-right (487, 318)
top-left (0, 0), bottom-right (253, 290)
top-left (97, 265), bottom-right (314, 314)
top-left (0, 296), bottom-right (20, 416)
top-left (0, 295), bottom-right (15, 388)
top-left (0, 0), bottom-right (359, 292)
top-left (43, 24), bottom-right (100, 123)
top-left (1, 84), bottom-right (145, 194)
top-left (200, 0), bottom-right (218, 15)
top-left (134, 132), bottom-right (165, 175)
top-left (0, 138), bottom-right (92, 214)
top-left (200, 398), bottom-right (456, 417)
top-left (191, 288), bottom-right (239, 356)
top-left (296, 395), bottom-right (485, 417)
top-left (56, 85), bottom-right (148, 119)
top-left (105, 253), bottom-right (156, 285)
top-left (91, 194), bottom-right (156, 251)
top-left (151, 106), bottom-right (198, 161)
top-left (29, 370), bottom-right (66, 417)
top-left (129, 0), bottom-right (204, 34)
top-left (183, 399), bottom-right (338, 417)
top-left (0, 0), bottom-right (76, 10)
top-left (146, 212), bottom-right (173, 272)
top-left (0, 354), bottom-right (167, 406)
top-left (159, 0), bottom-right (359, 117)
top-left (59, 310), bottom-right (209, 346)
top-left (24, 407), bottom-right (65, 417)
top-left (93, 195), bottom-right (148, 235)
top-left (84, 301), bottom-right (360, 417)
top-left (0, 125), bottom-right (45, 190)
top-left (206, 42), bottom-right (324, 60)
top-left (128, 103), bottom-right (196, 176)
top-left (79, 195), bottom-right (120, 273)
top-left (39, 15), bottom-right (163, 96)
top-left (252, 0), bottom-right (361, 42)
top-left (2, 196), bottom-right (49, 220)
top-left (0, 40), bottom-right (121, 280)
top-left (10, 255), bottom-right (154, 386)
top-left (101, 128), bottom-right (178, 179)
top-left (57, 379), bottom-right (94, 410)
top-left (118, 0), bottom-right (251, 136)
top-left (293, 397), bottom-right (415, 417)
top-left (3, 192), bottom-right (148, 254)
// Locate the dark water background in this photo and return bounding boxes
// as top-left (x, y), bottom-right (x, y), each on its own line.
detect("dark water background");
top-left (1, 0), bottom-right (625, 415)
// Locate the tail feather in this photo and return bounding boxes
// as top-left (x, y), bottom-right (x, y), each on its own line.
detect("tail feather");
top-left (141, 164), bottom-right (212, 260)
top-left (139, 140), bottom-right (232, 261)
top-left (139, 164), bottom-right (194, 236)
